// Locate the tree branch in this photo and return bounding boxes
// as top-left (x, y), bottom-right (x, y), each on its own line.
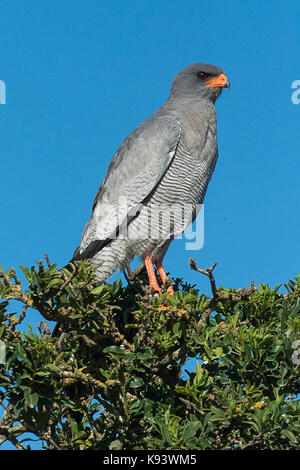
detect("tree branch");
top-left (189, 258), bottom-right (218, 296)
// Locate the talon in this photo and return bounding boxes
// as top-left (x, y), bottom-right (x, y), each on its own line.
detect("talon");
top-left (166, 286), bottom-right (174, 295)
top-left (156, 261), bottom-right (174, 295)
top-left (144, 256), bottom-right (161, 294)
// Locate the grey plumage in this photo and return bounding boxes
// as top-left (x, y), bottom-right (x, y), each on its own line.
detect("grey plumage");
top-left (71, 63), bottom-right (229, 286)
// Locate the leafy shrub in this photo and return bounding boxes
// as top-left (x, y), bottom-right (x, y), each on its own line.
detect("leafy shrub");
top-left (0, 258), bottom-right (299, 450)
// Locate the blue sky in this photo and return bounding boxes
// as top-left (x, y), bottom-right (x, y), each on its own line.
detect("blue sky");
top-left (0, 0), bottom-right (299, 448)
top-left (1, 0), bottom-right (299, 296)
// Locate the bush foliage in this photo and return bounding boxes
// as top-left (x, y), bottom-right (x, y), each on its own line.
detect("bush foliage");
top-left (0, 257), bottom-right (299, 450)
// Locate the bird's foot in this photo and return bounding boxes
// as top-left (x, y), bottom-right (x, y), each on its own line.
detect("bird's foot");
top-left (166, 286), bottom-right (174, 295)
top-left (156, 261), bottom-right (174, 296)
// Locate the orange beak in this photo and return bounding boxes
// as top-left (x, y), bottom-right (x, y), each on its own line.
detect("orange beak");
top-left (205, 73), bottom-right (230, 89)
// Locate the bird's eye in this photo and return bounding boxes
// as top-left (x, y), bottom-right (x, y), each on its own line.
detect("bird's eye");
top-left (197, 72), bottom-right (208, 80)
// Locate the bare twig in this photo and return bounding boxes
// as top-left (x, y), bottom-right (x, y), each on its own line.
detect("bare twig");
top-left (37, 319), bottom-right (51, 336)
top-left (190, 258), bottom-right (256, 334)
top-left (36, 259), bottom-right (45, 274)
top-left (123, 264), bottom-right (145, 282)
top-left (90, 304), bottom-right (134, 352)
top-left (189, 258), bottom-right (218, 296)
top-left (44, 253), bottom-right (51, 268)
top-left (10, 272), bottom-right (21, 286)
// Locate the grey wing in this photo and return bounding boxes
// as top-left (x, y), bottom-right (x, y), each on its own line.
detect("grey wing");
top-left (72, 115), bottom-right (181, 260)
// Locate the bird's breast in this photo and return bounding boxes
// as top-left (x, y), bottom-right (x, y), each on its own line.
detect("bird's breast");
top-left (149, 121), bottom-right (218, 211)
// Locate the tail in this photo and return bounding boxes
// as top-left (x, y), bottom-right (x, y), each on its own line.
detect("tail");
top-left (64, 238), bottom-right (127, 283)
top-left (52, 241), bottom-right (123, 338)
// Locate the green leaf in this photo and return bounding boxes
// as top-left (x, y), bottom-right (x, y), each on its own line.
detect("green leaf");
top-left (282, 429), bottom-right (297, 444)
top-left (210, 406), bottom-right (227, 422)
top-left (129, 377), bottom-right (144, 388)
top-left (70, 419), bottom-right (78, 440)
top-left (211, 346), bottom-right (224, 359)
top-left (45, 364), bottom-right (61, 373)
top-left (182, 421), bottom-right (201, 443)
top-left (19, 265), bottom-right (31, 281)
top-left (47, 278), bottom-right (63, 288)
top-left (110, 279), bottom-right (122, 296)
top-left (109, 440), bottom-right (123, 450)
top-left (90, 285), bottom-right (107, 296)
top-left (173, 321), bottom-right (182, 336)
top-left (136, 349), bottom-right (153, 361)
top-left (130, 399), bottom-right (144, 413)
top-left (125, 323), bottom-right (138, 329)
top-left (160, 423), bottom-right (172, 443)
top-left (31, 270), bottom-right (41, 289)
top-left (24, 389), bottom-right (38, 409)
top-left (35, 371), bottom-right (50, 377)
top-left (122, 354), bottom-right (136, 363)
top-left (103, 346), bottom-right (125, 356)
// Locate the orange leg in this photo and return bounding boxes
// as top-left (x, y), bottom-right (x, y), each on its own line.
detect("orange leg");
top-left (144, 255), bottom-right (161, 294)
top-left (156, 261), bottom-right (174, 295)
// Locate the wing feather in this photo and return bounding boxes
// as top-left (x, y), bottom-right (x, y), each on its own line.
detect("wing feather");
top-left (72, 114), bottom-right (181, 261)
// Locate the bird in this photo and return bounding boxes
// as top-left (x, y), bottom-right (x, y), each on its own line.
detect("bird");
top-left (70, 63), bottom-right (229, 294)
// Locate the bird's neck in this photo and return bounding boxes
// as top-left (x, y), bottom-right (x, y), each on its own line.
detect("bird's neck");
top-left (160, 95), bottom-right (217, 122)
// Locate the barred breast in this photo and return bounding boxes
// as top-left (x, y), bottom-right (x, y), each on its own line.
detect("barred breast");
top-left (125, 119), bottom-right (218, 261)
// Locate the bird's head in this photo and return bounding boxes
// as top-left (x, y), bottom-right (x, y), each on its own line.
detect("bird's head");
top-left (170, 63), bottom-right (230, 102)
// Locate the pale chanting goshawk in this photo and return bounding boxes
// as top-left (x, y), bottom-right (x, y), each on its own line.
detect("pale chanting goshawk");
top-left (71, 63), bottom-right (229, 294)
